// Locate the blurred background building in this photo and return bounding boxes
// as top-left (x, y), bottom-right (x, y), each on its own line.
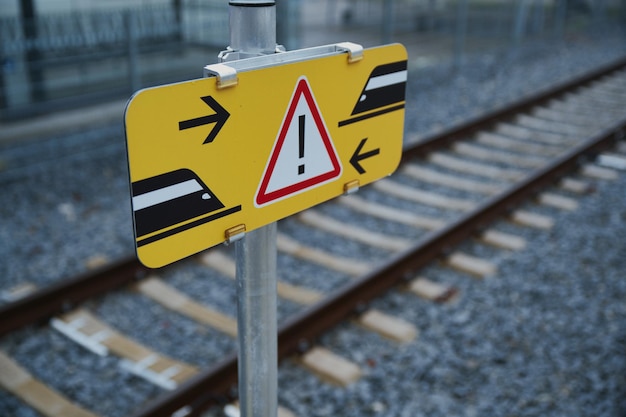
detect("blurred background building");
top-left (0, 0), bottom-right (625, 121)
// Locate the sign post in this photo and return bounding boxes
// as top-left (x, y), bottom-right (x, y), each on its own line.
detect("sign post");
top-left (226, 2), bottom-right (278, 417)
top-left (124, 3), bottom-right (407, 415)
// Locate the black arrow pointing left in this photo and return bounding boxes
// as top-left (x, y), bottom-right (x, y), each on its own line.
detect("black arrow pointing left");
top-left (178, 96), bottom-right (230, 144)
top-left (350, 138), bottom-right (380, 174)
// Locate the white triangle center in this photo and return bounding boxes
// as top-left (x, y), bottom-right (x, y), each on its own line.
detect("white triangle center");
top-left (266, 99), bottom-right (334, 192)
top-left (255, 77), bottom-right (342, 207)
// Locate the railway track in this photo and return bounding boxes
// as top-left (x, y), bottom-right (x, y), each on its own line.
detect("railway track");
top-left (1, 57), bottom-right (626, 417)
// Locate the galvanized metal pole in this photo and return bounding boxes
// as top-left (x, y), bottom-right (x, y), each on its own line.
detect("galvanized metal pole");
top-left (227, 1), bottom-right (276, 57)
top-left (235, 223), bottom-right (277, 417)
top-left (226, 2), bottom-right (278, 417)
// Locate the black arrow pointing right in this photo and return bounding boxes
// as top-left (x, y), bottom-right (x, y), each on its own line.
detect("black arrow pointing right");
top-left (178, 96), bottom-right (230, 144)
top-left (350, 138), bottom-right (380, 174)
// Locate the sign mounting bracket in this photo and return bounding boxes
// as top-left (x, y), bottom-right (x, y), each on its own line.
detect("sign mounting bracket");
top-left (336, 42), bottom-right (364, 63)
top-left (204, 42), bottom-right (364, 80)
top-left (204, 63), bottom-right (239, 89)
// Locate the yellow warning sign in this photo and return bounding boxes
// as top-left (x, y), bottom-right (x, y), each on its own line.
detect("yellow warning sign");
top-left (125, 43), bottom-right (407, 268)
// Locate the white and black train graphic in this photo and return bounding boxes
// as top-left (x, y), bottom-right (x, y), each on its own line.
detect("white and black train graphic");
top-left (339, 60), bottom-right (408, 127)
top-left (131, 168), bottom-right (240, 246)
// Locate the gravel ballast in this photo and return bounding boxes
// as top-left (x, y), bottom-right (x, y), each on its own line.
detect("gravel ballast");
top-left (269, 169), bottom-right (626, 417)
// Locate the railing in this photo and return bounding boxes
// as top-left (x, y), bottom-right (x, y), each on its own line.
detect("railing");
top-left (0, 0), bottom-right (624, 122)
top-left (321, 0), bottom-right (618, 40)
top-left (0, 1), bottom-right (229, 120)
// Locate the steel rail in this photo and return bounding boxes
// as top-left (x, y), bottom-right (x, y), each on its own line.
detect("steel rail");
top-left (0, 257), bottom-right (148, 335)
top-left (2, 57), bottom-right (624, 338)
top-left (402, 56), bottom-right (626, 160)
top-left (0, 56), bottom-right (624, 416)
top-left (275, 117), bottom-right (626, 362)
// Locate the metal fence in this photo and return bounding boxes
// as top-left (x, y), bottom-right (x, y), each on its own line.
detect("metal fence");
top-left (1, 0), bottom-right (624, 121)
top-left (0, 1), bottom-right (229, 120)
top-left (317, 0), bottom-right (624, 43)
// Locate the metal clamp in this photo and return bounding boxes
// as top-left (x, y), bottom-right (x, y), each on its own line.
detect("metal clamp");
top-left (225, 224), bottom-right (246, 245)
top-left (343, 180), bottom-right (360, 195)
top-left (336, 42), bottom-right (364, 63)
top-left (204, 63), bottom-right (239, 89)
top-left (218, 44), bottom-right (286, 63)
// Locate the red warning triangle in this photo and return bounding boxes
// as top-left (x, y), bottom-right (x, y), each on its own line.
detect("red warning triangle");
top-left (255, 77), bottom-right (342, 207)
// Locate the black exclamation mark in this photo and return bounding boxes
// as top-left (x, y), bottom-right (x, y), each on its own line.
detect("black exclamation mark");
top-left (298, 114), bottom-right (305, 175)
